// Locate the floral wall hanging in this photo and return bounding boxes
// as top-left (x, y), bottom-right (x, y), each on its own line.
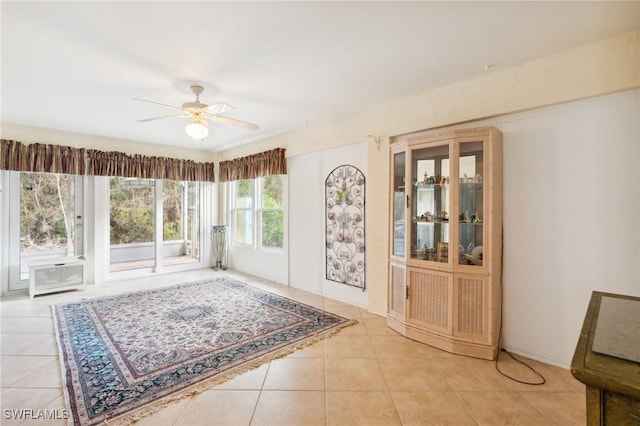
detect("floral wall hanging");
top-left (325, 165), bottom-right (365, 290)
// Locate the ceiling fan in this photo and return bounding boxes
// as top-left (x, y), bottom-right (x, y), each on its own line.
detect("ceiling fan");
top-left (135, 85), bottom-right (259, 140)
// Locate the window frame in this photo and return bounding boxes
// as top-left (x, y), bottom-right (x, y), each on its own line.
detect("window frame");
top-left (229, 175), bottom-right (285, 252)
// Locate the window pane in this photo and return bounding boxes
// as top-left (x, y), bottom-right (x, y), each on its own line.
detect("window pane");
top-left (20, 172), bottom-right (75, 279)
top-left (110, 178), bottom-right (155, 271)
top-left (261, 211), bottom-right (283, 248)
top-left (261, 175), bottom-right (283, 208)
top-left (235, 180), bottom-right (253, 208)
top-left (234, 210), bottom-right (253, 244)
top-left (162, 180), bottom-right (200, 266)
top-left (163, 180), bottom-right (183, 241)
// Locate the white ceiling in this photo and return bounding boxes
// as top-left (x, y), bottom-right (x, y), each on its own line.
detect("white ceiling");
top-left (2, 1), bottom-right (639, 152)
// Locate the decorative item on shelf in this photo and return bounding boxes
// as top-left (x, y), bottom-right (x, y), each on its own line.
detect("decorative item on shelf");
top-left (428, 176), bottom-right (436, 184)
top-left (437, 211), bottom-right (448, 222)
top-left (463, 245), bottom-right (483, 265)
top-left (473, 210), bottom-right (482, 223)
top-left (423, 172), bottom-right (429, 185)
top-left (475, 173), bottom-right (482, 183)
top-left (436, 242), bottom-right (449, 262)
top-left (463, 211), bottom-right (471, 223)
top-left (426, 247), bottom-right (436, 261)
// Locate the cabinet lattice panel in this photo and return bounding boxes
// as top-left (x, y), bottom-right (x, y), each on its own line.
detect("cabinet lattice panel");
top-left (456, 277), bottom-right (484, 336)
top-left (409, 270), bottom-right (449, 329)
top-left (390, 265), bottom-right (405, 315)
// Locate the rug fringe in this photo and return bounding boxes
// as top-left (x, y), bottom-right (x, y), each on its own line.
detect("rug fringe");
top-left (102, 319), bottom-right (358, 425)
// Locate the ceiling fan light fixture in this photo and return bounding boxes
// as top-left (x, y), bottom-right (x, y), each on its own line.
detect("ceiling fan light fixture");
top-left (185, 118), bottom-right (208, 140)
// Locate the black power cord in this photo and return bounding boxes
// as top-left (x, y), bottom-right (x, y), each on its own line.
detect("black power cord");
top-left (494, 231), bottom-right (546, 385)
top-left (495, 348), bottom-right (546, 385)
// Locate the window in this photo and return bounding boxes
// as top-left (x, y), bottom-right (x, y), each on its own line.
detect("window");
top-left (232, 180), bottom-right (254, 245)
top-left (259, 176), bottom-right (284, 249)
top-left (109, 177), bottom-right (201, 272)
top-left (231, 176), bottom-right (284, 249)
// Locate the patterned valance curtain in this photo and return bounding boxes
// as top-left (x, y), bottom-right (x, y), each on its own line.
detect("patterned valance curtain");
top-left (87, 150), bottom-right (215, 182)
top-left (1, 139), bottom-right (215, 182)
top-left (218, 147), bottom-right (286, 182)
top-left (1, 140), bottom-right (86, 174)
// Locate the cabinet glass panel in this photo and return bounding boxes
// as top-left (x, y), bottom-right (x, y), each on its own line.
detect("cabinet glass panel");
top-left (411, 145), bottom-right (449, 262)
top-left (392, 151), bottom-right (406, 257)
top-left (458, 141), bottom-right (484, 266)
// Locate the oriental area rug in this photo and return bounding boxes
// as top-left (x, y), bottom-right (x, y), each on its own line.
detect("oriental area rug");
top-left (52, 276), bottom-right (355, 426)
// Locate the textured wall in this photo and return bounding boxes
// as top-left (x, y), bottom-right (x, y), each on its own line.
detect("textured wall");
top-left (220, 30), bottom-right (639, 317)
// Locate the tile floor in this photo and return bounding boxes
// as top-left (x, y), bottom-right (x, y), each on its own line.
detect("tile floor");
top-left (1, 269), bottom-right (586, 425)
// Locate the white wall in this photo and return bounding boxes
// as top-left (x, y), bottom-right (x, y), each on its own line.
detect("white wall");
top-left (289, 142), bottom-right (368, 307)
top-left (499, 91), bottom-right (640, 365)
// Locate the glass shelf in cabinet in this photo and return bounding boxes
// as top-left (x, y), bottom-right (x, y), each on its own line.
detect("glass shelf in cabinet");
top-left (459, 182), bottom-right (483, 189)
top-left (415, 183), bottom-right (449, 190)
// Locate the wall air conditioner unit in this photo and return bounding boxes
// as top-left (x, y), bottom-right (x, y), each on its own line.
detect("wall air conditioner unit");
top-left (29, 256), bottom-right (86, 298)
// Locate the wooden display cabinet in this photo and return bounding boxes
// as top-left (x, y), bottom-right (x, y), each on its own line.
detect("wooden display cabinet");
top-left (387, 127), bottom-right (502, 360)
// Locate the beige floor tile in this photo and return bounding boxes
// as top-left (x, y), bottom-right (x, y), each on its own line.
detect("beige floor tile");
top-left (173, 390), bottom-right (259, 426)
top-left (495, 351), bottom-right (580, 392)
top-left (212, 363), bottom-right (269, 390)
top-left (17, 395), bottom-right (70, 426)
top-left (251, 390), bottom-right (325, 426)
top-left (263, 357), bottom-right (325, 390)
top-left (378, 358), bottom-right (450, 391)
top-left (0, 333), bottom-right (58, 356)
top-left (326, 391), bottom-right (402, 426)
top-left (331, 320), bottom-right (367, 336)
top-left (135, 397), bottom-right (191, 426)
top-left (362, 317), bottom-right (399, 336)
top-left (326, 358), bottom-right (387, 391)
top-left (0, 316), bottom-right (54, 334)
top-left (285, 339), bottom-right (325, 358)
top-left (321, 305), bottom-right (363, 320)
top-left (370, 335), bottom-right (432, 359)
top-left (0, 388), bottom-right (62, 425)
top-left (0, 269), bottom-right (589, 425)
top-left (13, 357), bottom-right (61, 388)
top-left (358, 308), bottom-right (383, 319)
top-left (324, 334), bottom-right (376, 358)
top-left (457, 391), bottom-right (552, 425)
top-left (291, 294), bottom-right (324, 308)
top-left (392, 391), bottom-right (477, 425)
top-left (0, 302), bottom-right (53, 317)
top-left (0, 355), bottom-right (59, 387)
top-left (521, 391), bottom-right (587, 425)
top-left (432, 357), bottom-right (516, 391)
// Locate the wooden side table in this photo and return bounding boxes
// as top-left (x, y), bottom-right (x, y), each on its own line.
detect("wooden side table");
top-left (571, 291), bottom-right (640, 425)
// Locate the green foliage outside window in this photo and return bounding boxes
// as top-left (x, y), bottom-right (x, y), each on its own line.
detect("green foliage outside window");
top-left (20, 173), bottom-right (74, 250)
top-left (109, 178), bottom-right (186, 245)
top-left (261, 176), bottom-right (284, 248)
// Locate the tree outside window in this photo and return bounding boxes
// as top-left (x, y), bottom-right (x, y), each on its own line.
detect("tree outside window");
top-left (260, 176), bottom-right (283, 248)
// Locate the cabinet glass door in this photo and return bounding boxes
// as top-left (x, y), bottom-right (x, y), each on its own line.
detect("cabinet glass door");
top-left (392, 151), bottom-right (406, 257)
top-left (411, 145), bottom-right (450, 263)
top-left (458, 141), bottom-right (484, 266)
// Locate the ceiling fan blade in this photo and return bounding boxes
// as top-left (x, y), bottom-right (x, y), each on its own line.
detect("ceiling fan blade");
top-left (137, 114), bottom-right (188, 122)
top-left (133, 98), bottom-right (184, 111)
top-left (206, 102), bottom-right (234, 115)
top-left (211, 115), bottom-right (260, 131)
